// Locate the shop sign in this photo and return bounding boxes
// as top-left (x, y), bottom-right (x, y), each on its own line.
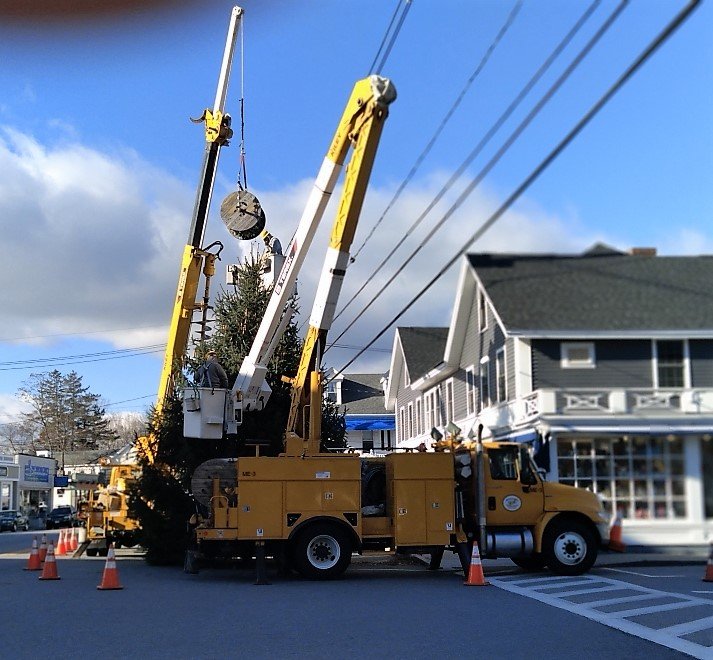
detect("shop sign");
top-left (23, 460), bottom-right (51, 485)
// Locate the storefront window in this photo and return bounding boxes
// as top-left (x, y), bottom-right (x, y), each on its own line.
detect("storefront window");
top-left (1, 482), bottom-right (10, 510)
top-left (557, 435), bottom-right (687, 519)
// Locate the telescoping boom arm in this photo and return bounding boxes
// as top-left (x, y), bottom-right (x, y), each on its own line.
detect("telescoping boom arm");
top-left (228, 76), bottom-right (396, 434)
top-left (183, 75), bottom-right (395, 439)
top-left (138, 6), bottom-right (243, 463)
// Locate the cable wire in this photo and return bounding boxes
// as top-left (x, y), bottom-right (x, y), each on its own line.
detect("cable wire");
top-left (331, 0), bottom-right (701, 377)
top-left (352, 0), bottom-right (523, 264)
top-left (0, 347), bottom-right (165, 372)
top-left (368, 0), bottom-right (412, 75)
top-left (329, 0), bottom-right (621, 351)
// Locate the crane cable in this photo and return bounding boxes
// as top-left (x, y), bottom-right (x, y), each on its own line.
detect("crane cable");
top-left (236, 16), bottom-right (248, 190)
top-left (353, 0), bottom-right (523, 264)
top-left (368, 0), bottom-right (413, 76)
top-left (329, 0), bottom-right (702, 379)
top-left (328, 0), bottom-right (621, 352)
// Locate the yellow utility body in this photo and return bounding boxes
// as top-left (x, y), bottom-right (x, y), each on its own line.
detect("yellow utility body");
top-left (194, 439), bottom-right (608, 578)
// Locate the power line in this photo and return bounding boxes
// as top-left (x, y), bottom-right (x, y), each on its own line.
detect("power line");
top-left (0, 324), bottom-right (166, 342)
top-left (329, 0), bottom-right (621, 352)
top-left (351, 0), bottom-right (524, 265)
top-left (332, 0), bottom-right (701, 377)
top-left (0, 346), bottom-right (165, 372)
top-left (0, 344), bottom-right (165, 367)
top-left (104, 395), bottom-right (155, 408)
top-left (368, 0), bottom-right (413, 76)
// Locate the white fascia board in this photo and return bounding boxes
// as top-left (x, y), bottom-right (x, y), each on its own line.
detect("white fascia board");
top-left (385, 331), bottom-right (405, 409)
top-left (443, 259), bottom-right (473, 366)
top-left (509, 330), bottom-right (713, 339)
top-left (546, 422), bottom-right (713, 434)
top-left (410, 361), bottom-right (457, 391)
top-left (469, 261), bottom-right (509, 337)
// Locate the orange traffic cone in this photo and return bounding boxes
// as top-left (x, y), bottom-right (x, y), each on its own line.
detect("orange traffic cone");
top-left (702, 543), bottom-right (713, 582)
top-left (70, 527), bottom-right (78, 552)
top-left (38, 534), bottom-right (48, 563)
top-left (39, 543), bottom-right (61, 580)
top-left (608, 512), bottom-right (626, 553)
top-left (97, 544), bottom-right (123, 590)
top-left (24, 537), bottom-right (42, 571)
top-left (56, 528), bottom-right (67, 556)
top-left (464, 541), bottom-right (489, 586)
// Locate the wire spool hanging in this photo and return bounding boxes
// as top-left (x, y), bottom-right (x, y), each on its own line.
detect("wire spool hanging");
top-left (219, 14), bottom-right (266, 242)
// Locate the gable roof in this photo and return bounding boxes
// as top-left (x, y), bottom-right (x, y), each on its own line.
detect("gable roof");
top-left (340, 373), bottom-right (387, 415)
top-left (468, 251), bottom-right (713, 334)
top-left (397, 327), bottom-right (449, 379)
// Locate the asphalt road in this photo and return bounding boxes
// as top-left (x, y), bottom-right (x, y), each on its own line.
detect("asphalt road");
top-left (0, 541), bottom-right (697, 660)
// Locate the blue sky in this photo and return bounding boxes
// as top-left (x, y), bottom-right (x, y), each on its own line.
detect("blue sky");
top-left (0, 0), bottom-right (710, 422)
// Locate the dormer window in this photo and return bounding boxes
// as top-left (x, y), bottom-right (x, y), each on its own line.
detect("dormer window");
top-left (561, 342), bottom-right (596, 369)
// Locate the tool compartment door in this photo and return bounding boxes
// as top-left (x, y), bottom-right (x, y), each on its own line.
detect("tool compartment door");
top-left (426, 480), bottom-right (454, 545)
top-left (237, 481), bottom-right (283, 540)
top-left (393, 480), bottom-right (426, 545)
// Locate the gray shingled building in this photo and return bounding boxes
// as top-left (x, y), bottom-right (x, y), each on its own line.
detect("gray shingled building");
top-left (386, 247), bottom-right (713, 547)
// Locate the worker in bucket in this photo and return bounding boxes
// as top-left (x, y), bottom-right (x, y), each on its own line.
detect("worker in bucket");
top-left (198, 350), bottom-right (229, 389)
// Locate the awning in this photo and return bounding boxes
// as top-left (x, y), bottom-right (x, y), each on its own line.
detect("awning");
top-left (345, 415), bottom-right (395, 431)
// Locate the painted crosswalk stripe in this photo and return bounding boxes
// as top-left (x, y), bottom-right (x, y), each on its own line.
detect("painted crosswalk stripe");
top-left (490, 574), bottom-right (713, 660)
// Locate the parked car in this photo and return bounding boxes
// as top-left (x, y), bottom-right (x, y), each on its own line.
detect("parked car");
top-left (0, 510), bottom-right (30, 532)
top-left (45, 506), bottom-right (78, 529)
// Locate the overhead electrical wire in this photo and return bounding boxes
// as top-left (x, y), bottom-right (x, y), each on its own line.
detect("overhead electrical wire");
top-left (331, 0), bottom-right (701, 378)
top-left (0, 346), bottom-right (165, 372)
top-left (0, 324), bottom-right (167, 342)
top-left (353, 0), bottom-right (523, 264)
top-left (368, 0), bottom-right (413, 76)
top-left (340, 0), bottom-right (596, 328)
top-left (328, 0), bottom-right (621, 352)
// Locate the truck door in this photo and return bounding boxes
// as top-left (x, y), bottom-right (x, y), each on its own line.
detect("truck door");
top-left (484, 445), bottom-right (544, 525)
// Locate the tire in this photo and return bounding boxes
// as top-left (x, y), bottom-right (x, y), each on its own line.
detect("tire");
top-left (292, 523), bottom-right (352, 580)
top-left (542, 518), bottom-right (597, 576)
top-left (511, 554), bottom-right (546, 571)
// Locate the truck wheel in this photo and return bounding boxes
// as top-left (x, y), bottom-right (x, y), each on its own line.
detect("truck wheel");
top-left (511, 554), bottom-right (546, 571)
top-left (293, 523), bottom-right (352, 580)
top-left (542, 518), bottom-right (597, 576)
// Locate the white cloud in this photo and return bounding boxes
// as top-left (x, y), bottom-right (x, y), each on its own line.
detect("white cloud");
top-left (0, 126), bottom-right (192, 349)
top-left (0, 393), bottom-right (30, 418)
top-left (9, 125), bottom-right (701, 380)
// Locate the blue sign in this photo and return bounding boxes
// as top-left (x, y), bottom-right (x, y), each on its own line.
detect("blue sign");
top-left (23, 460), bottom-right (50, 484)
top-left (54, 476), bottom-right (69, 487)
top-left (345, 415), bottom-right (395, 431)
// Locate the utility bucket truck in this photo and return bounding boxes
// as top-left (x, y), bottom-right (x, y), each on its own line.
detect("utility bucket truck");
top-left (180, 59), bottom-right (610, 578)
